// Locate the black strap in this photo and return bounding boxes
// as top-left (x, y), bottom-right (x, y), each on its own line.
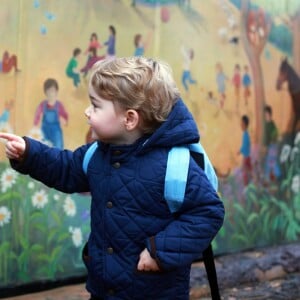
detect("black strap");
top-left (190, 151), bottom-right (221, 299)
top-left (203, 244), bottom-right (221, 300)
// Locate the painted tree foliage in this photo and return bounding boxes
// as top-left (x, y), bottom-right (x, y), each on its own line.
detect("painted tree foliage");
top-left (254, 0), bottom-right (300, 75)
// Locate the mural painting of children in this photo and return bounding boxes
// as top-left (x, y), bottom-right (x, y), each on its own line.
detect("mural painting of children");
top-left (33, 78), bottom-right (68, 149)
top-left (232, 64), bottom-right (241, 110)
top-left (83, 33), bottom-right (103, 77)
top-left (181, 45), bottom-right (197, 92)
top-left (206, 91), bottom-right (219, 107)
top-left (85, 32), bottom-right (102, 54)
top-left (66, 48), bottom-right (81, 87)
top-left (133, 31), bottom-right (152, 57)
top-left (104, 25), bottom-right (116, 60)
top-left (1, 51), bottom-right (21, 73)
top-left (0, 100), bottom-right (14, 123)
top-left (242, 65), bottom-right (251, 106)
top-left (80, 48), bottom-right (105, 77)
top-left (238, 115), bottom-right (252, 186)
top-left (215, 62), bottom-right (228, 109)
top-left (263, 105), bottom-right (281, 182)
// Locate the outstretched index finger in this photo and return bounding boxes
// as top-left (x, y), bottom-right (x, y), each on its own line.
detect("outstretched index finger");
top-left (0, 132), bottom-right (21, 142)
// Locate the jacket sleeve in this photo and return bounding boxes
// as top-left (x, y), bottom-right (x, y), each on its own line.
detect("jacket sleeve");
top-left (10, 137), bottom-right (90, 193)
top-left (147, 159), bottom-right (225, 271)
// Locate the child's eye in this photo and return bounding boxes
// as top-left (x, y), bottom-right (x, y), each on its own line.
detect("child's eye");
top-left (92, 103), bottom-right (99, 110)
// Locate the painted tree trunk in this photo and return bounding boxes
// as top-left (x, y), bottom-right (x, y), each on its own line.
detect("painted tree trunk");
top-left (292, 11), bottom-right (300, 76)
top-left (240, 0), bottom-right (267, 145)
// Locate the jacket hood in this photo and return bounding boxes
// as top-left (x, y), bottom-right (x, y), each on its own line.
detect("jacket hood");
top-left (140, 98), bottom-right (200, 153)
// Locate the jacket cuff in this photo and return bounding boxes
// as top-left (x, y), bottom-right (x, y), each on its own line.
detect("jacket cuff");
top-left (147, 236), bottom-right (164, 271)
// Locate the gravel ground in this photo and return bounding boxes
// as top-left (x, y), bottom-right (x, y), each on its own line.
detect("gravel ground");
top-left (1, 244), bottom-right (300, 300)
top-left (191, 273), bottom-right (300, 300)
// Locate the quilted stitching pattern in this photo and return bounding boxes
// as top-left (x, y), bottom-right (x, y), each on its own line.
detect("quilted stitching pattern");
top-left (12, 99), bottom-right (224, 299)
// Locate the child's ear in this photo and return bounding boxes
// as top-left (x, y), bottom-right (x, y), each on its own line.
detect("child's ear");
top-left (125, 109), bottom-right (139, 131)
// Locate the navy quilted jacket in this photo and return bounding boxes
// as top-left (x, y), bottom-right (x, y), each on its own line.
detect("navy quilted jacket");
top-left (11, 99), bottom-right (224, 299)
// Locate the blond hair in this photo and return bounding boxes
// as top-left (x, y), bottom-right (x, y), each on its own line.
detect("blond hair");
top-left (89, 57), bottom-right (180, 134)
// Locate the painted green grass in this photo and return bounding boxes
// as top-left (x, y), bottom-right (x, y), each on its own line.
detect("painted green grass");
top-left (0, 170), bottom-right (90, 287)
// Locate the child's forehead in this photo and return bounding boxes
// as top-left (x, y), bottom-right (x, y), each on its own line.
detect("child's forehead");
top-left (89, 93), bottom-right (101, 103)
top-left (88, 89), bottom-right (108, 104)
top-left (46, 85), bottom-right (57, 91)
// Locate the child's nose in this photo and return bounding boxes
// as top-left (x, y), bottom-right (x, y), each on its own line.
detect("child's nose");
top-left (84, 106), bottom-right (91, 117)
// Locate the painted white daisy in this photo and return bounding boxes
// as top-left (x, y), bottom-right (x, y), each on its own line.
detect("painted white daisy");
top-left (27, 127), bottom-right (53, 146)
top-left (41, 139), bottom-right (53, 147)
top-left (27, 181), bottom-right (35, 189)
top-left (280, 144), bottom-right (291, 163)
top-left (290, 147), bottom-right (299, 162)
top-left (53, 194), bottom-right (60, 201)
top-left (69, 227), bottom-right (83, 248)
top-left (291, 175), bottom-right (300, 194)
top-left (27, 127), bottom-right (44, 141)
top-left (32, 189), bottom-right (48, 209)
top-left (0, 206), bottom-right (11, 227)
top-left (294, 132), bottom-right (300, 146)
top-left (63, 196), bottom-right (76, 217)
top-left (1, 168), bottom-right (18, 193)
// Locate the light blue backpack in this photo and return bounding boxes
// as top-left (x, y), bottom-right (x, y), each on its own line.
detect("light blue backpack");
top-left (82, 142), bottom-right (218, 212)
top-left (82, 142), bottom-right (221, 299)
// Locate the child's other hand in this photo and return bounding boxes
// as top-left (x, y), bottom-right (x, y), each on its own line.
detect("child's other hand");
top-left (0, 132), bottom-right (26, 160)
top-left (137, 248), bottom-right (160, 272)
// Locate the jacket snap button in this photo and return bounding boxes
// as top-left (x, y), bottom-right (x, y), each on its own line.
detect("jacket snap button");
top-left (107, 201), bottom-right (113, 208)
top-left (113, 150), bottom-right (122, 155)
top-left (108, 289), bottom-right (115, 295)
top-left (113, 162), bottom-right (121, 169)
top-left (107, 247), bottom-right (114, 254)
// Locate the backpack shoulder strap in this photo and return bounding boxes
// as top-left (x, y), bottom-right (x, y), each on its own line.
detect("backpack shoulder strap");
top-left (164, 143), bottom-right (220, 300)
top-left (189, 143), bottom-right (218, 191)
top-left (164, 143), bottom-right (218, 213)
top-left (164, 146), bottom-right (190, 213)
top-left (82, 142), bottom-right (98, 174)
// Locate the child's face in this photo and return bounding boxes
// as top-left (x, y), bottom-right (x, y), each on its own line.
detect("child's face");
top-left (265, 111), bottom-right (271, 121)
top-left (138, 37), bottom-right (143, 47)
top-left (241, 120), bottom-right (246, 130)
top-left (85, 85), bottom-right (127, 144)
top-left (45, 86), bottom-right (58, 100)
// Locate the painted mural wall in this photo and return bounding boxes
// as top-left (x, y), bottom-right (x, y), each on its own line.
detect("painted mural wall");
top-left (0, 0), bottom-right (299, 288)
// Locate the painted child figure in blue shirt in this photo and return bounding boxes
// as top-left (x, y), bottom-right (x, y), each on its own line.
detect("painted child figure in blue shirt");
top-left (242, 65), bottom-right (251, 106)
top-left (104, 25), bottom-right (116, 59)
top-left (238, 115), bottom-right (252, 185)
top-left (33, 79), bottom-right (69, 148)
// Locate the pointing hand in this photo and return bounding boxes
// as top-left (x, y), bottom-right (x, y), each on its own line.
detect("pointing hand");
top-left (0, 132), bottom-right (26, 160)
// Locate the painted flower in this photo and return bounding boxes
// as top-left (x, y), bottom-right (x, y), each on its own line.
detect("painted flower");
top-left (63, 196), bottom-right (76, 217)
top-left (27, 127), bottom-right (44, 141)
top-left (0, 206), bottom-right (11, 227)
top-left (28, 181), bottom-right (35, 189)
top-left (290, 147), bottom-right (299, 162)
top-left (1, 168), bottom-right (18, 193)
top-left (294, 132), bottom-right (300, 146)
top-left (32, 189), bottom-right (48, 209)
top-left (69, 227), bottom-right (83, 247)
top-left (280, 144), bottom-right (291, 163)
top-left (53, 194), bottom-right (60, 201)
top-left (291, 175), bottom-right (300, 194)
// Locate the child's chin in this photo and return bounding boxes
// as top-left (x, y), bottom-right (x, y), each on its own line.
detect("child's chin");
top-left (91, 129), bottom-right (98, 140)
